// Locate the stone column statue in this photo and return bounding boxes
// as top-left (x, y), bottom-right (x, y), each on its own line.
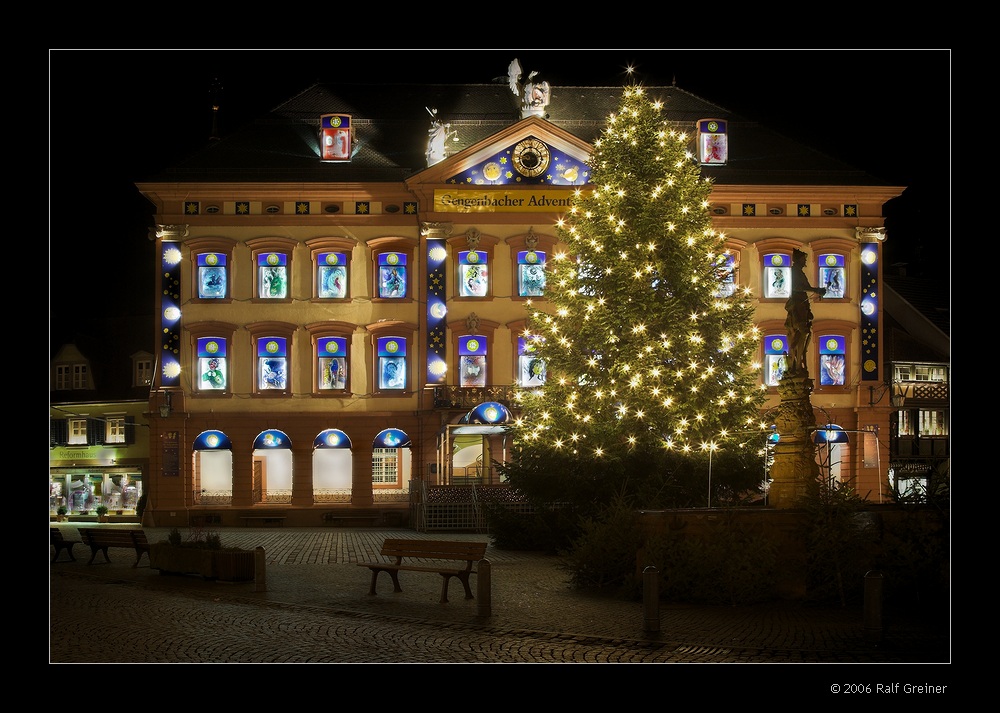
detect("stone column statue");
top-left (783, 249), bottom-right (826, 376)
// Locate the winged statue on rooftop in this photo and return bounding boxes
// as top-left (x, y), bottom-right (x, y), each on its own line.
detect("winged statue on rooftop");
top-left (507, 58), bottom-right (550, 118)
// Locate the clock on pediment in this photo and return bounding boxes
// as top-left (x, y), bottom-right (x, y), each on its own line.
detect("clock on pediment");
top-left (512, 138), bottom-right (550, 178)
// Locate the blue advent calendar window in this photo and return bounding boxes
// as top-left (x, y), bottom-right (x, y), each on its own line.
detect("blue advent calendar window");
top-left (258, 253), bottom-right (288, 299)
top-left (763, 254), bottom-right (791, 299)
top-left (818, 335), bottom-right (846, 386)
top-left (517, 250), bottom-right (546, 297)
top-left (518, 336), bottom-right (545, 387)
top-left (258, 337), bottom-right (287, 390)
top-left (378, 337), bottom-right (406, 390)
top-left (459, 250), bottom-right (489, 297)
top-left (318, 337), bottom-right (347, 390)
top-left (459, 335), bottom-right (487, 387)
top-left (197, 338), bottom-right (227, 391)
top-left (714, 253), bottom-right (737, 298)
top-left (317, 252), bottom-right (348, 299)
top-left (198, 253), bottom-right (227, 299)
top-left (818, 254), bottom-right (846, 299)
top-left (378, 253), bottom-right (407, 298)
top-left (764, 335), bottom-right (788, 387)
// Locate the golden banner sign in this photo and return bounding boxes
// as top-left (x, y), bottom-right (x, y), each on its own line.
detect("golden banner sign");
top-left (433, 189), bottom-right (584, 213)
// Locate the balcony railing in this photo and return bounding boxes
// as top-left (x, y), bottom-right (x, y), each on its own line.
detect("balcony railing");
top-left (433, 385), bottom-right (520, 410)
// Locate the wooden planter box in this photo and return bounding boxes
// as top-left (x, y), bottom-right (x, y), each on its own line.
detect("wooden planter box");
top-left (150, 543), bottom-right (255, 581)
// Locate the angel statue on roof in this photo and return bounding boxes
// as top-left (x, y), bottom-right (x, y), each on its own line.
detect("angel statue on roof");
top-left (508, 58), bottom-right (550, 118)
top-left (426, 107), bottom-right (457, 167)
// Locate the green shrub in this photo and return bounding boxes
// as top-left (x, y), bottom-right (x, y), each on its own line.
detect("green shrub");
top-left (642, 515), bottom-right (779, 605)
top-left (564, 498), bottom-right (644, 596)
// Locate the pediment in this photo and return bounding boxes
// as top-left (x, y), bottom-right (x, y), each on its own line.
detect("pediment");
top-left (407, 116), bottom-right (594, 189)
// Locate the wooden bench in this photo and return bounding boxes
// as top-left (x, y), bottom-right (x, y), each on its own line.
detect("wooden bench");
top-left (78, 528), bottom-right (151, 567)
top-left (239, 514), bottom-right (286, 527)
top-left (358, 538), bottom-right (488, 603)
top-left (51, 528), bottom-right (82, 562)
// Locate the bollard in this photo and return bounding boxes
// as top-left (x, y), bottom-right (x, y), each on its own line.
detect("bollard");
top-left (477, 559), bottom-right (492, 618)
top-left (864, 569), bottom-right (883, 644)
top-left (254, 546), bottom-right (266, 592)
top-left (643, 565), bottom-right (660, 633)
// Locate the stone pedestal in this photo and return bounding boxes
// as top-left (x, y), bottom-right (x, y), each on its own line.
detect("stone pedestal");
top-left (769, 374), bottom-right (820, 509)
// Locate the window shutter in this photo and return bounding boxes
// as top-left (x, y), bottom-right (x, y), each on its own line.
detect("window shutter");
top-left (87, 418), bottom-right (102, 446)
top-left (125, 416), bottom-right (136, 445)
top-left (51, 419), bottom-right (68, 447)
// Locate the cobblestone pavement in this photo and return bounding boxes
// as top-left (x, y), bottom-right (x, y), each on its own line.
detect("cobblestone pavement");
top-left (49, 525), bottom-right (952, 676)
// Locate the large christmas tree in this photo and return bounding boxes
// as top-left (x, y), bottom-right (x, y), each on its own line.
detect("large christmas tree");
top-left (506, 86), bottom-right (767, 505)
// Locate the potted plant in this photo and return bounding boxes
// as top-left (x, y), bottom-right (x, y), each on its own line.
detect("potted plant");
top-left (150, 528), bottom-right (255, 581)
top-left (95, 504), bottom-right (110, 523)
top-left (56, 506), bottom-right (68, 522)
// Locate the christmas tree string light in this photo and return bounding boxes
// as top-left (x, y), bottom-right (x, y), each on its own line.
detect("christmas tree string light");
top-left (511, 85), bottom-right (766, 459)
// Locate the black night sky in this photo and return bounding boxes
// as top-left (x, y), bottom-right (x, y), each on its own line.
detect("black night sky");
top-left (48, 49), bottom-right (951, 342)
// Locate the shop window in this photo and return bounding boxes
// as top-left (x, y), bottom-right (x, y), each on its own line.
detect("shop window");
top-left (763, 334), bottom-right (788, 387)
top-left (817, 334), bottom-right (847, 387)
top-left (196, 337), bottom-right (229, 392)
top-left (762, 253), bottom-right (791, 299)
top-left (372, 447), bottom-right (400, 486)
top-left (459, 334), bottom-right (487, 387)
